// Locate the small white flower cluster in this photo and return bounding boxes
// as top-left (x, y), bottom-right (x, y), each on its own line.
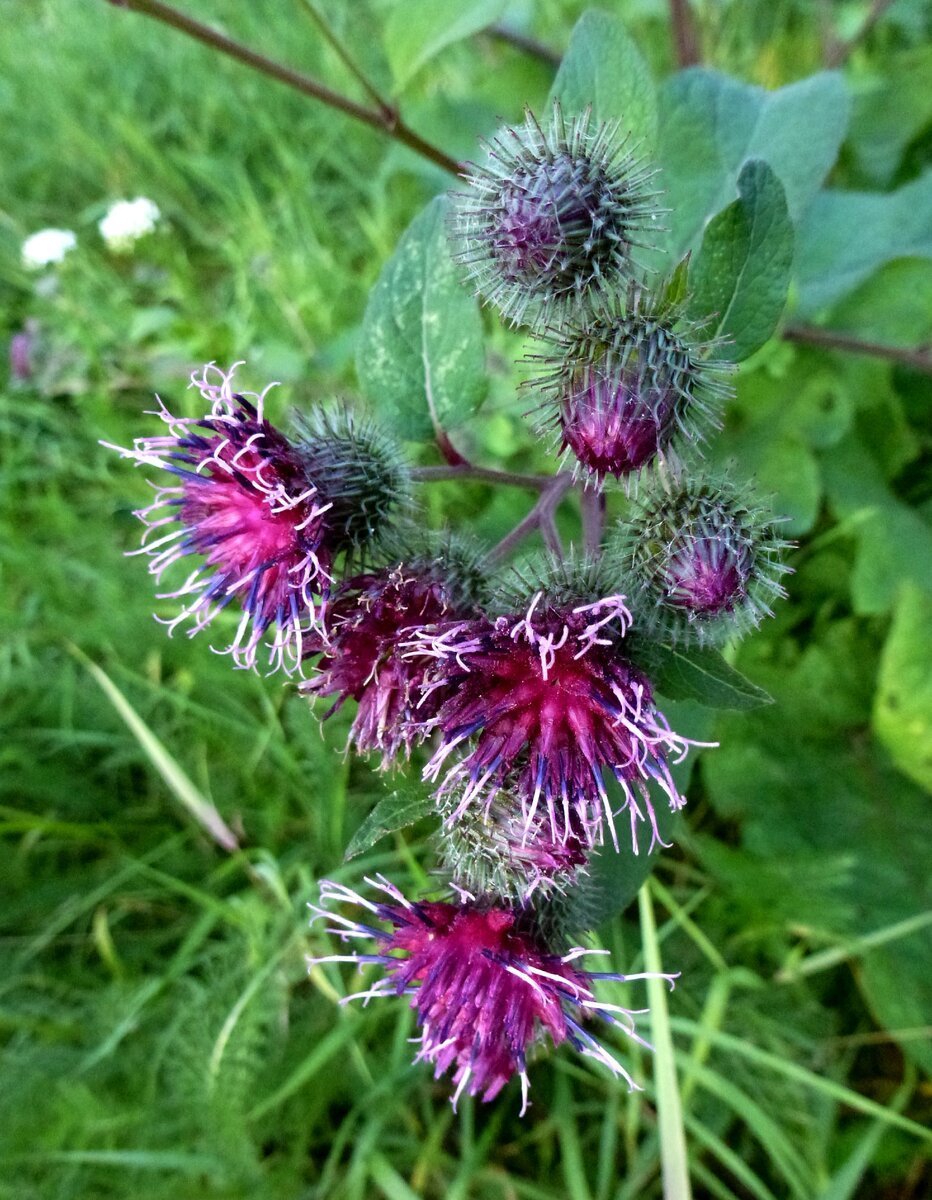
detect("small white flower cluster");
top-left (21, 228), bottom-right (77, 270)
top-left (21, 197), bottom-right (161, 269)
top-left (98, 197), bottom-right (161, 252)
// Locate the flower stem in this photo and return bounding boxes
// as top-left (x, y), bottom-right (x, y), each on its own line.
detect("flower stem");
top-left (638, 883), bottom-right (692, 1200)
top-left (410, 464), bottom-right (559, 490)
top-left (782, 324), bottom-right (932, 375)
top-left (486, 474), bottom-right (574, 564)
top-left (105, 0), bottom-right (461, 176)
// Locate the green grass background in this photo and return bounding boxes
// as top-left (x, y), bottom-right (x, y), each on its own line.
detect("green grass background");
top-left (1, 2), bottom-right (929, 1197)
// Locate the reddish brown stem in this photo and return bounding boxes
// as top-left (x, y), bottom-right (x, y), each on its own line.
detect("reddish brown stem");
top-left (783, 325), bottom-right (932, 375)
top-left (486, 475), bottom-right (574, 564)
top-left (105, 0), bottom-right (461, 176)
top-left (668, 0), bottom-right (701, 67)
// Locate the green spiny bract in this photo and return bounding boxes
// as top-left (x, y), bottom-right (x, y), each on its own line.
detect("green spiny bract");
top-left (435, 790), bottom-right (588, 904)
top-left (523, 282), bottom-right (733, 486)
top-left (448, 103), bottom-right (662, 329)
top-left (615, 464), bottom-right (792, 646)
top-left (375, 525), bottom-right (489, 612)
top-left (490, 550), bottom-right (631, 618)
top-left (294, 404), bottom-right (410, 557)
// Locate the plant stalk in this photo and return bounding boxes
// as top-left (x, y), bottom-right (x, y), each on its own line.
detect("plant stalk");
top-left (105, 0), bottom-right (461, 175)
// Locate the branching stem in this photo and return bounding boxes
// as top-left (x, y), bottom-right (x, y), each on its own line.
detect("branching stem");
top-left (486, 474), bottom-right (574, 564)
top-left (105, 0), bottom-right (461, 176)
top-left (410, 464), bottom-right (559, 490)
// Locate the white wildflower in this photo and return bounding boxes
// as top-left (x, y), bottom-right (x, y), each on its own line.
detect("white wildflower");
top-left (21, 228), bottom-right (77, 269)
top-left (99, 197), bottom-right (161, 252)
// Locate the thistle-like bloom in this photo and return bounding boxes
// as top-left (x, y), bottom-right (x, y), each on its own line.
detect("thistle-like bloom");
top-left (301, 540), bottom-right (482, 762)
top-left (449, 104), bottom-right (660, 327)
top-left (310, 876), bottom-right (675, 1112)
top-left (108, 366), bottom-right (409, 673)
top-left (106, 363), bottom-right (333, 672)
top-left (409, 588), bottom-right (703, 853)
top-left (525, 286), bottom-right (732, 485)
top-left (617, 468), bottom-right (791, 645)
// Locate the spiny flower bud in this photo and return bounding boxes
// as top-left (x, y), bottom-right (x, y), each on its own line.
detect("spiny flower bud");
top-left (293, 405), bottom-right (409, 556)
top-left (406, 557), bottom-right (708, 854)
top-left (435, 789), bottom-right (588, 903)
top-left (525, 283), bottom-right (732, 485)
top-left (616, 466), bottom-right (791, 645)
top-left (300, 533), bottom-right (485, 764)
top-left (449, 104), bottom-right (661, 327)
top-left (310, 876), bottom-right (676, 1112)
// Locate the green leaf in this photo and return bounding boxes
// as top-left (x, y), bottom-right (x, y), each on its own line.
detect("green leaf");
top-left (703, 653), bottom-right (932, 1075)
top-left (356, 196), bottom-right (487, 441)
top-left (549, 9), bottom-right (658, 151)
top-left (821, 434), bottom-right (932, 615)
top-left (795, 170), bottom-right (932, 316)
top-left (384, 0), bottom-right (506, 92)
top-left (657, 253), bottom-right (691, 316)
top-left (873, 583), bottom-right (932, 792)
top-left (344, 788), bottom-right (437, 860)
top-left (848, 44), bottom-right (932, 185)
top-left (640, 643), bottom-right (774, 711)
top-left (688, 159), bottom-right (793, 362)
top-left (656, 69), bottom-right (849, 260)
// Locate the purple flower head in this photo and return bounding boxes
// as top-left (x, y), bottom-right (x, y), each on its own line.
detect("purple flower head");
top-left (300, 538), bottom-right (483, 764)
top-left (525, 286), bottom-right (732, 486)
top-left (617, 466), bottom-right (792, 646)
top-left (310, 876), bottom-right (676, 1112)
top-left (106, 365), bottom-right (409, 674)
top-left (408, 569), bottom-right (707, 853)
top-left (449, 104), bottom-right (661, 327)
top-left (106, 363), bottom-right (333, 673)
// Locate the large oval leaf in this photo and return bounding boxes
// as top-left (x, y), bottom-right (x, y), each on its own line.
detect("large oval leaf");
top-left (549, 9), bottom-right (658, 152)
top-left (356, 195), bottom-right (487, 442)
top-left (688, 159), bottom-right (794, 362)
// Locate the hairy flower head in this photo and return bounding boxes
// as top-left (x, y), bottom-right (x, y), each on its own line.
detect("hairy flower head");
top-left (310, 876), bottom-right (675, 1112)
top-left (300, 534), bottom-right (484, 763)
top-left (616, 466), bottom-right (791, 645)
top-left (105, 363), bottom-right (408, 673)
top-left (406, 561), bottom-right (705, 853)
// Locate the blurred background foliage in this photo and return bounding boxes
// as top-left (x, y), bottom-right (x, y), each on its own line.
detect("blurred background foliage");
top-left (0, 1), bottom-right (930, 1197)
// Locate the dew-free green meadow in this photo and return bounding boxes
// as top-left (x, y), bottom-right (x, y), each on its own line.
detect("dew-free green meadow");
top-left (1, 2), bottom-right (930, 1197)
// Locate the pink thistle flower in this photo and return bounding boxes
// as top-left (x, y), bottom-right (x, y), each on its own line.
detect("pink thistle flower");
top-left (309, 876), bottom-right (676, 1112)
top-left (105, 362), bottom-right (332, 674)
top-left (300, 563), bottom-right (465, 763)
top-left (408, 593), bottom-right (708, 853)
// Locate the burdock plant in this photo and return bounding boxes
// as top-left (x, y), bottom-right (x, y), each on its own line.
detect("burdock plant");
top-left (105, 7), bottom-right (797, 1126)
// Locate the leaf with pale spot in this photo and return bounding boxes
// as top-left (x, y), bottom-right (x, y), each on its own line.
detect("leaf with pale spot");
top-left (356, 196), bottom-right (487, 442)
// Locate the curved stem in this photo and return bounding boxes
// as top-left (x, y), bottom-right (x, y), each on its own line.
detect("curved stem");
top-left (295, 0), bottom-right (395, 119)
top-left (579, 485), bottom-right (606, 557)
top-left (486, 474), bottom-right (573, 564)
top-left (783, 324), bottom-right (932, 375)
top-left (639, 883), bottom-right (692, 1200)
top-left (485, 23), bottom-right (561, 68)
top-left (410, 464), bottom-right (559, 490)
top-left (105, 0), bottom-right (462, 176)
